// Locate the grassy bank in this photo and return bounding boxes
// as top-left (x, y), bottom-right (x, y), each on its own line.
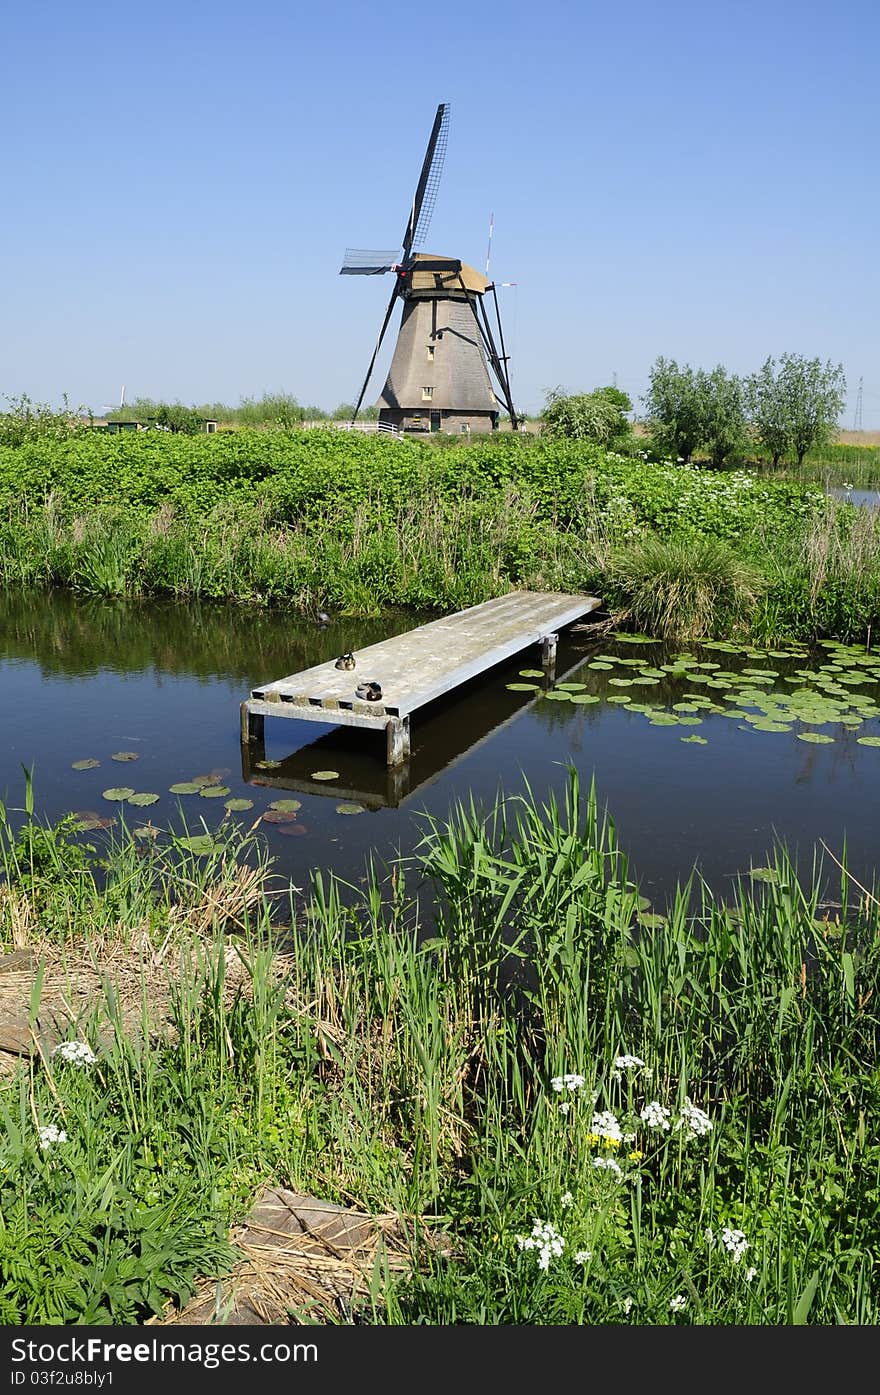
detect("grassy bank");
top-left (2, 771), bottom-right (878, 1324)
top-left (1, 430), bottom-right (880, 643)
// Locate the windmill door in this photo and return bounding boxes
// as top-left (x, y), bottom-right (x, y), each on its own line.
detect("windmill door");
top-left (430, 411), bottom-right (441, 433)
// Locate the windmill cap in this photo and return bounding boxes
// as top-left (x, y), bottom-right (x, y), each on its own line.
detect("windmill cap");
top-left (407, 254), bottom-right (489, 295)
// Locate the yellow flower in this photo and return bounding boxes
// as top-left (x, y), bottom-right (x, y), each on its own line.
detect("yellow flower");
top-left (604, 1136), bottom-right (621, 1148)
top-left (628, 1150), bottom-right (644, 1161)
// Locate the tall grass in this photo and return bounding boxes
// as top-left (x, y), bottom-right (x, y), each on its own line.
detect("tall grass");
top-left (602, 533), bottom-right (766, 640)
top-left (2, 771), bottom-right (879, 1323)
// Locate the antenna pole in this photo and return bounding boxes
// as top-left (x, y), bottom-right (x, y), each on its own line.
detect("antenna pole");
top-left (485, 212), bottom-right (494, 278)
top-left (853, 376), bottom-right (863, 432)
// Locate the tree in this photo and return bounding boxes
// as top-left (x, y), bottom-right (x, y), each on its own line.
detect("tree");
top-left (540, 385), bottom-right (632, 446)
top-left (700, 365), bottom-right (747, 467)
top-left (644, 360), bottom-right (747, 466)
top-left (744, 357), bottom-right (789, 467)
top-left (777, 354), bottom-right (846, 466)
top-left (744, 355), bottom-right (846, 466)
top-left (642, 359), bottom-right (706, 463)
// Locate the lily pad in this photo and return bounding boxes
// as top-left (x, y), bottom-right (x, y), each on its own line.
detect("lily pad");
top-left (127, 792), bottom-right (160, 806)
top-left (262, 809), bottom-right (298, 823)
top-left (570, 693), bottom-right (600, 704)
top-left (255, 759), bottom-right (282, 770)
top-left (856, 736), bottom-right (880, 747)
top-left (638, 912), bottom-right (668, 927)
top-left (111, 751), bottom-right (140, 762)
top-left (336, 803), bottom-right (365, 815)
top-left (72, 759), bottom-right (100, 770)
top-left (608, 677), bottom-right (634, 687)
top-left (175, 835), bottom-right (215, 855)
top-left (102, 787), bottom-right (134, 801)
top-left (506, 682), bottom-right (540, 691)
top-left (797, 732), bottom-right (834, 744)
top-left (224, 798), bottom-right (254, 811)
top-left (543, 690), bottom-right (572, 701)
top-left (269, 799), bottom-right (302, 812)
top-left (519, 669), bottom-right (546, 678)
top-left (606, 694), bottom-right (632, 703)
top-left (199, 785), bottom-right (231, 798)
top-left (588, 661), bottom-right (614, 670)
top-left (680, 735), bottom-right (708, 744)
top-left (749, 867), bottom-right (779, 883)
top-left (192, 773), bottom-right (223, 787)
top-left (612, 634), bottom-right (654, 644)
top-left (132, 823), bottom-right (160, 840)
top-left (169, 782), bottom-right (201, 795)
top-left (556, 682), bottom-right (588, 692)
top-left (311, 770), bottom-right (340, 781)
top-left (72, 811), bottom-right (114, 831)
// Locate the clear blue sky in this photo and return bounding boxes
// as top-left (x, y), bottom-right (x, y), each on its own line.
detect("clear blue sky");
top-left (3, 0), bottom-right (878, 423)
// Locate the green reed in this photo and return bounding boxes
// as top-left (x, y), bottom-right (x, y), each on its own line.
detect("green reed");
top-left (3, 771), bottom-right (880, 1323)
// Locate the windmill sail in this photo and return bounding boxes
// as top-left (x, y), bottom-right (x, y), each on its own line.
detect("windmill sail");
top-left (340, 249), bottom-right (402, 275)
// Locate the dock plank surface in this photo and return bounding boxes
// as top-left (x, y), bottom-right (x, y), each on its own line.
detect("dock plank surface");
top-left (243, 590), bottom-right (602, 762)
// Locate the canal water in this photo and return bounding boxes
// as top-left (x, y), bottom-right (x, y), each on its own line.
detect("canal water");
top-left (2, 588), bottom-right (880, 910)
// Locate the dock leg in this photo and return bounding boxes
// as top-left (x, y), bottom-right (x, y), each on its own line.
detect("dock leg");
top-left (240, 702), bottom-right (265, 747)
top-left (541, 632), bottom-right (558, 677)
top-left (386, 716), bottom-right (410, 767)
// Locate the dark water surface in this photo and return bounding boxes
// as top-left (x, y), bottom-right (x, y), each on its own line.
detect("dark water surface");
top-left (3, 589), bottom-right (880, 909)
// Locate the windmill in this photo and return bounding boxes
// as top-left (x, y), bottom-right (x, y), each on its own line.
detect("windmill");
top-left (340, 103), bottom-right (518, 435)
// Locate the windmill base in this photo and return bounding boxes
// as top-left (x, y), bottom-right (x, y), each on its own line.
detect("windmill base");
top-left (379, 407), bottom-right (498, 436)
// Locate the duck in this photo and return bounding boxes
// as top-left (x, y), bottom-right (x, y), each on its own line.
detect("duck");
top-left (316, 610), bottom-right (331, 628)
top-left (355, 681), bottom-right (383, 702)
top-left (334, 652), bottom-right (356, 671)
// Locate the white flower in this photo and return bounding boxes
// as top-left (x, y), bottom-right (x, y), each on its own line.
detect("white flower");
top-left (591, 1110), bottom-right (622, 1142)
top-left (560, 1191), bottom-right (574, 1208)
top-left (574, 1249), bottom-right (592, 1265)
top-left (592, 1156), bottom-right (623, 1177)
top-left (551, 1073), bottom-right (587, 1092)
top-left (721, 1228), bottom-right (749, 1263)
top-left (611, 1053), bottom-right (645, 1080)
top-left (675, 1098), bottom-right (713, 1136)
top-left (622, 1296), bottom-right (634, 1314)
top-left (559, 1100), bottom-right (571, 1116)
top-left (640, 1101), bottom-right (671, 1131)
top-left (516, 1220), bottom-right (565, 1271)
top-left (669, 1294), bottom-right (687, 1312)
top-left (745, 1266), bottom-right (758, 1282)
top-left (38, 1124), bottom-right (67, 1149)
top-left (614, 1053), bottom-right (645, 1071)
top-left (52, 1041), bottom-right (97, 1067)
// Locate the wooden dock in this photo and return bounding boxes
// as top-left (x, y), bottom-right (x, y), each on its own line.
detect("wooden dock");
top-left (240, 590), bottom-right (602, 767)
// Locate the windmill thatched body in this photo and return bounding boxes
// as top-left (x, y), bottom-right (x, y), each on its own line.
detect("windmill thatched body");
top-left (340, 104), bottom-right (517, 435)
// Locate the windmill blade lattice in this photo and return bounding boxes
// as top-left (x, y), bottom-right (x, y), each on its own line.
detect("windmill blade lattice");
top-left (340, 249), bottom-right (402, 276)
top-left (402, 102), bottom-right (449, 256)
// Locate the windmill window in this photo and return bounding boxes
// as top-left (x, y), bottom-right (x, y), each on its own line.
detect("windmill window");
top-left (421, 386), bottom-right (434, 401)
top-left (426, 345), bottom-right (435, 361)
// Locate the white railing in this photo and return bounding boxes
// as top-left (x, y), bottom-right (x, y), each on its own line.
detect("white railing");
top-left (301, 419), bottom-right (403, 438)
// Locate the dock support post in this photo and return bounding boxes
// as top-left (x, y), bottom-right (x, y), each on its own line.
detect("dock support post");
top-left (541, 632), bottom-right (558, 674)
top-left (386, 716), bottom-right (410, 767)
top-left (240, 701), bottom-right (265, 747)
